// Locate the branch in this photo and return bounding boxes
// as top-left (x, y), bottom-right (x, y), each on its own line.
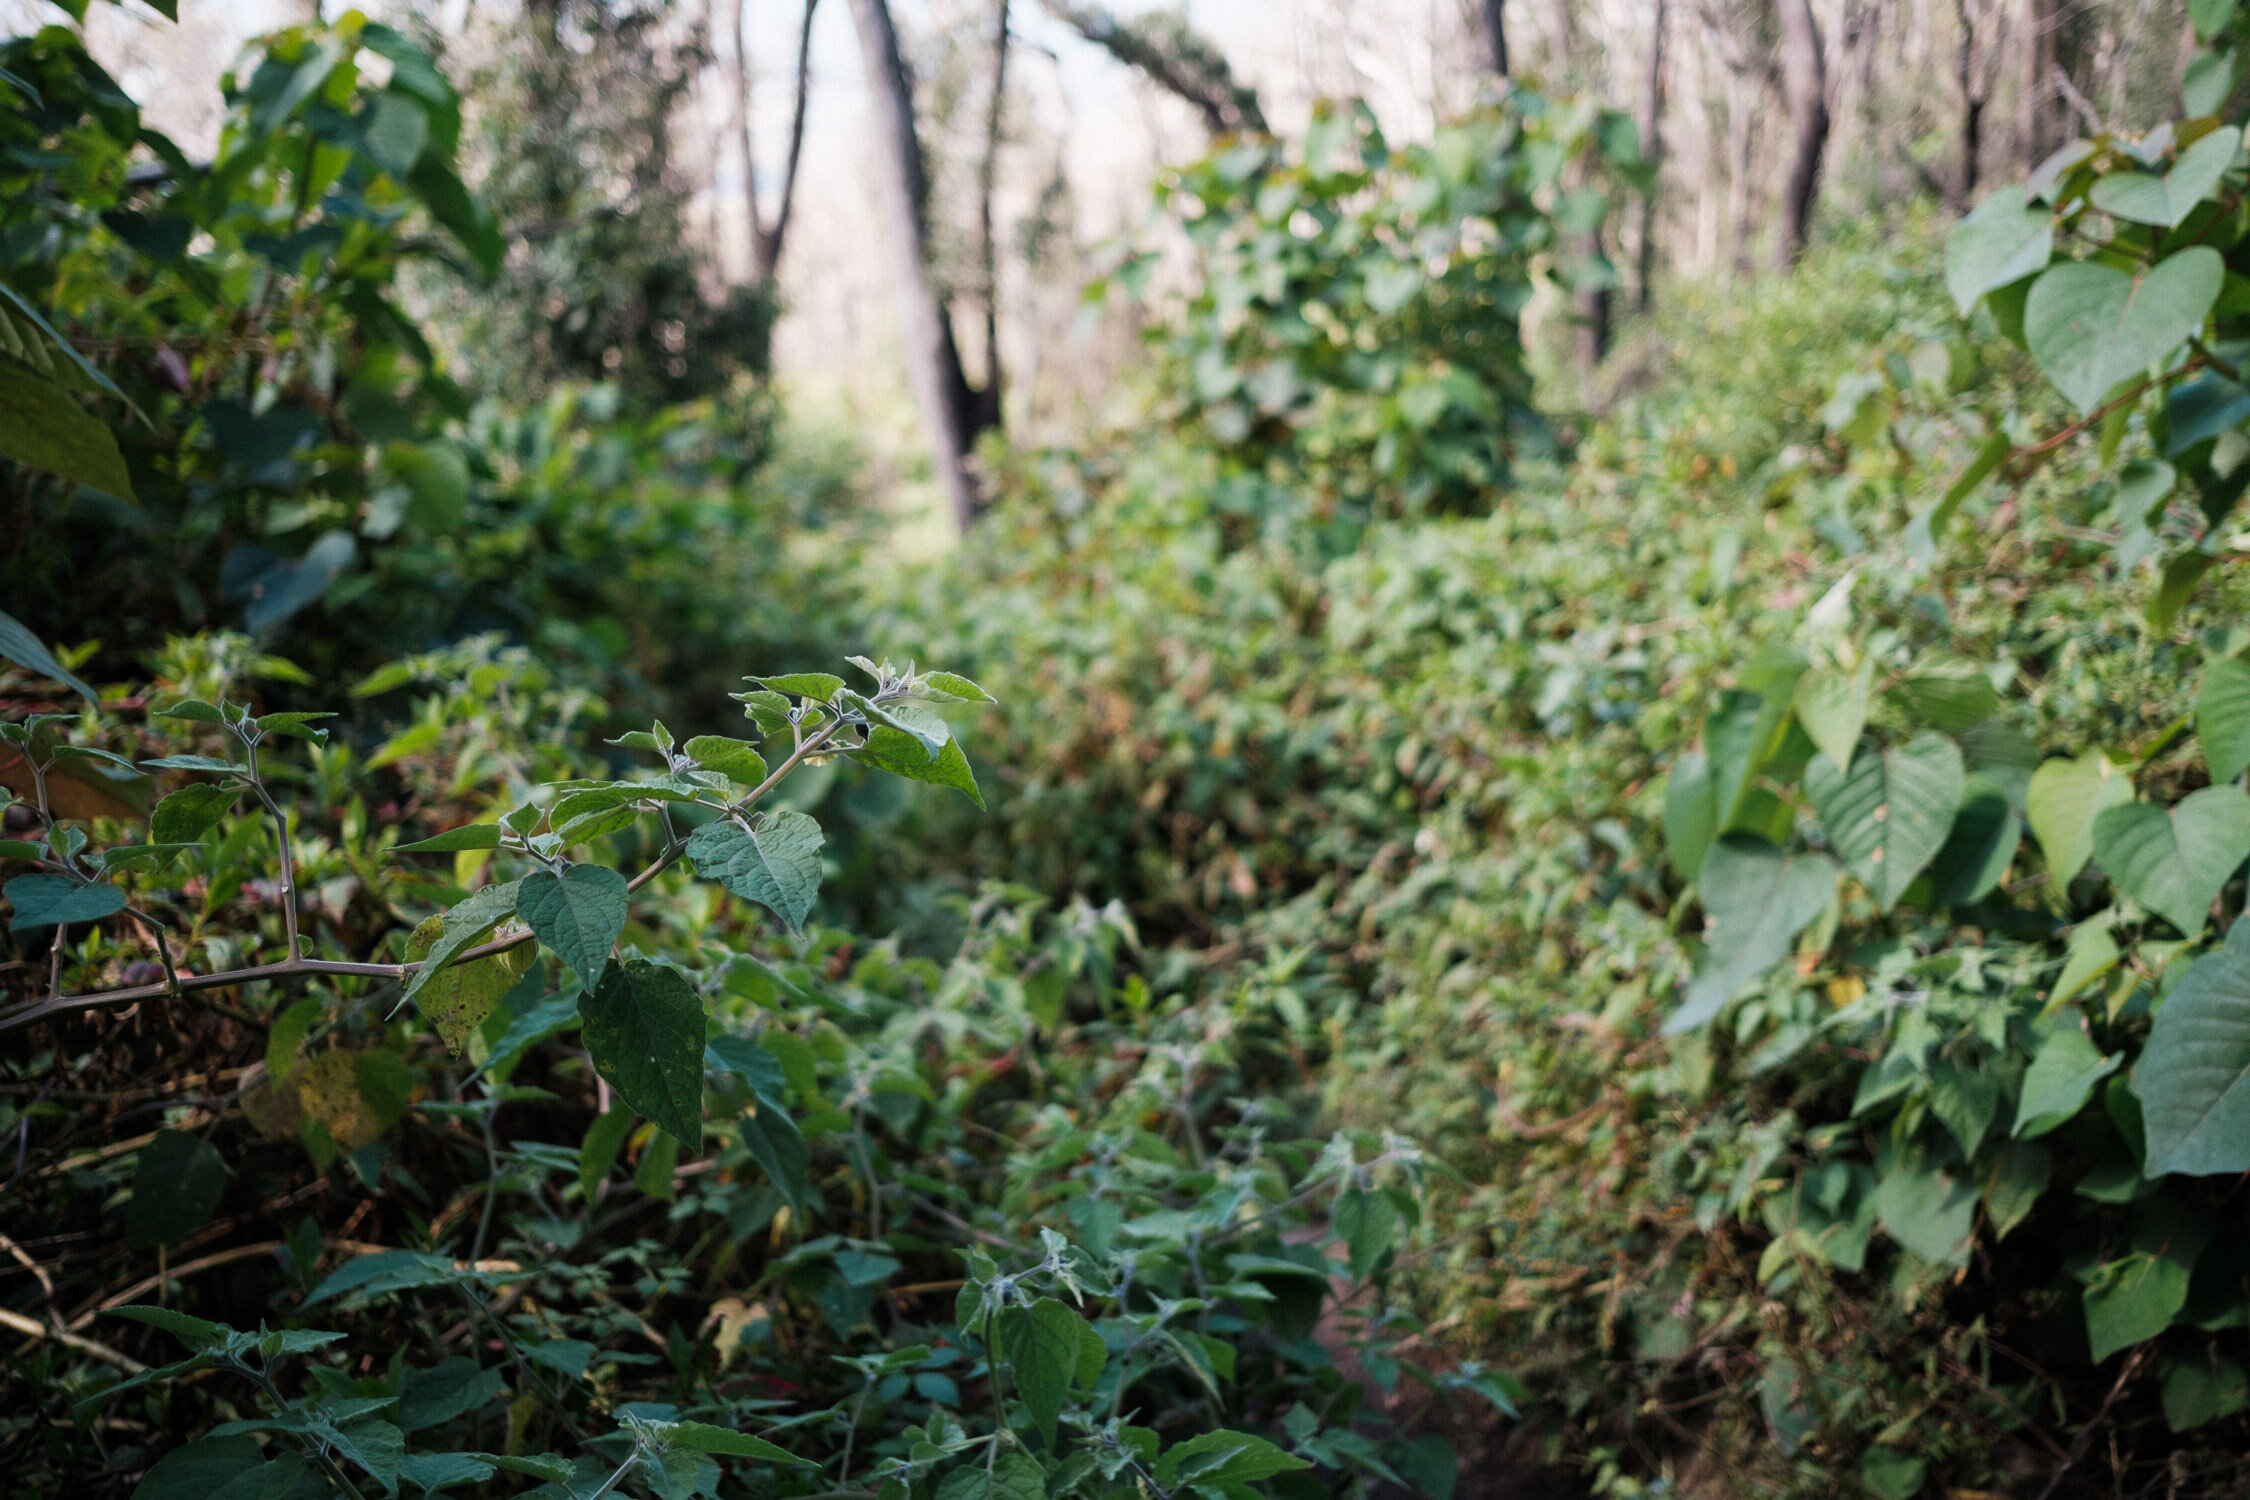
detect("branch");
top-left (1034, 0), bottom-right (1265, 136)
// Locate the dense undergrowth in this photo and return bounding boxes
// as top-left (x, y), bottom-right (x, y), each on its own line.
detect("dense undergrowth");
top-left (12, 5), bottom-right (2250, 1499)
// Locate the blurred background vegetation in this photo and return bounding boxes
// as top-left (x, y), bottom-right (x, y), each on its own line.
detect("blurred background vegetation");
top-left (8, 0), bottom-right (2250, 1498)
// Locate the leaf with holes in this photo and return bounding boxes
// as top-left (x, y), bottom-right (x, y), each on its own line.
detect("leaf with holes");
top-left (396, 881), bottom-right (520, 1014)
top-left (579, 960), bottom-right (706, 1146)
top-left (685, 811), bottom-right (824, 932)
top-left (1806, 733), bottom-right (1965, 910)
top-left (2092, 786), bottom-right (2250, 936)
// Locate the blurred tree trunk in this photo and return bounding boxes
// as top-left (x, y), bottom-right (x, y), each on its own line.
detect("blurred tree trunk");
top-left (1949, 0), bottom-right (2004, 210)
top-left (1478, 0), bottom-right (1509, 77)
top-left (2022, 0), bottom-right (2059, 166)
top-left (1775, 0), bottom-right (1829, 267)
top-left (845, 0), bottom-right (991, 533)
top-left (1635, 0), bottom-right (1668, 312)
top-left (974, 0), bottom-right (1011, 431)
top-left (729, 0), bottom-right (820, 285)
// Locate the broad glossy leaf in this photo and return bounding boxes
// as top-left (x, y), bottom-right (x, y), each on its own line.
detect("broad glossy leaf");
top-left (2199, 657), bottom-right (2250, 782)
top-left (2027, 749), bottom-right (2133, 883)
top-left (1806, 733), bottom-right (1965, 910)
top-left (2085, 1252), bottom-right (2191, 1361)
top-left (1669, 839), bottom-right (1838, 1033)
top-left (5, 872), bottom-right (126, 931)
top-left (2137, 917), bottom-right (2250, 1175)
top-left (2091, 786), bottom-right (2250, 936)
top-left (518, 863), bottom-right (629, 992)
top-left (2025, 249), bottom-right (2224, 413)
top-left (685, 811), bottom-right (824, 932)
top-left (1944, 184), bottom-right (2053, 315)
top-left (2089, 127), bottom-right (2240, 228)
top-left (2013, 1017), bottom-right (2119, 1138)
top-left (126, 1129), bottom-right (228, 1248)
top-left (1874, 1160), bottom-right (1977, 1265)
top-left (578, 960), bottom-right (706, 1146)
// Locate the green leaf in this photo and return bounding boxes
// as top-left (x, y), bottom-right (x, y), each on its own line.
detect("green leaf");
top-left (1153, 1429), bottom-right (1312, 1489)
top-left (2013, 1016), bottom-right (2120, 1138)
top-left (1860, 1447), bottom-right (1926, 1500)
top-left (0, 283), bottom-right (136, 408)
top-left (2089, 127), bottom-right (2241, 229)
top-left (152, 783), bottom-right (236, 843)
top-left (705, 1035), bottom-right (790, 1110)
top-left (921, 671), bottom-right (994, 702)
top-left (2163, 1355), bottom-right (2248, 1432)
top-left (5, 873), bottom-right (126, 932)
top-left (107, 1304), bottom-right (225, 1349)
top-left (1669, 839), bottom-right (1839, 1033)
top-left (1333, 1188), bottom-right (1398, 1278)
top-left (1662, 750), bottom-right (1716, 883)
top-left (397, 1358), bottom-right (507, 1434)
top-left (2025, 249), bottom-right (2224, 413)
top-left (733, 690), bottom-right (793, 736)
top-left (857, 727), bottom-right (985, 808)
top-left (2136, 917), bottom-right (2250, 1176)
top-left (2192, 0), bottom-right (2240, 40)
top-left (0, 362), bottom-right (134, 498)
top-left (518, 863), bottom-right (629, 992)
top-left (1983, 1140), bottom-right (2051, 1239)
top-left (2152, 547), bottom-right (2220, 632)
top-left (2048, 911), bottom-right (2124, 1014)
top-left (1892, 666), bottom-right (1996, 733)
top-left (404, 914), bottom-right (536, 1054)
top-left (740, 1100), bottom-right (809, 1215)
top-left (0, 607), bottom-right (98, 701)
top-left (304, 1249), bottom-right (511, 1307)
top-left (578, 960), bottom-right (706, 1146)
top-left (1921, 429), bottom-right (2013, 544)
top-left (381, 439), bottom-right (470, 533)
top-left (666, 1421), bottom-right (813, 1465)
top-left (685, 811), bottom-right (824, 932)
top-left (683, 735), bottom-right (769, 786)
top-left (2091, 786), bottom-right (2250, 936)
top-left (396, 881), bottom-right (521, 1013)
top-left (131, 1435), bottom-right (265, 1500)
top-left (1944, 184), bottom-right (2054, 316)
top-left (1806, 733), bottom-right (1965, 910)
top-left (1874, 1160), bottom-right (1978, 1265)
top-left (755, 672), bottom-right (844, 702)
top-left (1929, 774), bottom-right (2020, 907)
top-left (578, 1106), bottom-right (635, 1200)
top-left (936, 1452), bottom-right (1046, 1500)
top-left (2027, 748), bottom-right (2134, 883)
top-left (998, 1298), bottom-right (1098, 1448)
top-left (126, 1129), bottom-right (228, 1248)
top-left (2085, 1252), bottom-right (2191, 1361)
top-left (1792, 662), bottom-right (1871, 775)
top-left (392, 823), bottom-right (505, 853)
top-left (407, 155), bottom-right (502, 278)
top-left (2199, 657), bottom-right (2250, 782)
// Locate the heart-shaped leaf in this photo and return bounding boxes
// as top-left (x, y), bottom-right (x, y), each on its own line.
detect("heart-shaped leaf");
top-left (2089, 126), bottom-right (2241, 228)
top-left (2028, 748), bottom-right (2134, 883)
top-left (578, 959), bottom-right (706, 1146)
top-left (1945, 184), bottom-right (2054, 315)
top-left (1806, 732), bottom-right (1966, 910)
top-left (2091, 785), bottom-right (2250, 935)
top-left (5, 872), bottom-right (127, 931)
top-left (1669, 838), bottom-right (1839, 1033)
top-left (685, 811), bottom-right (824, 932)
top-left (2025, 248), bottom-right (2224, 412)
top-left (2137, 916), bottom-right (2250, 1176)
top-left (2200, 656), bottom-right (2250, 783)
top-left (518, 862), bottom-right (629, 992)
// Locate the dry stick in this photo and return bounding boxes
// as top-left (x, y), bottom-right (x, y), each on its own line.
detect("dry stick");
top-left (0, 1307), bottom-right (148, 1371)
top-left (0, 710), bottom-right (855, 1035)
top-left (2032, 1346), bottom-right (2150, 1500)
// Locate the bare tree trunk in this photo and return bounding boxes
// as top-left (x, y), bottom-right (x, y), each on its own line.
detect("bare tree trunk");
top-left (1775, 0), bottom-right (1830, 268)
top-left (974, 0), bottom-right (1011, 431)
top-left (730, 0), bottom-right (820, 284)
top-left (2022, 0), bottom-right (2058, 167)
top-left (845, 0), bottom-right (986, 533)
top-left (1479, 0), bottom-right (1509, 77)
top-left (1635, 0), bottom-right (1668, 312)
top-left (1949, 0), bottom-right (1982, 209)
